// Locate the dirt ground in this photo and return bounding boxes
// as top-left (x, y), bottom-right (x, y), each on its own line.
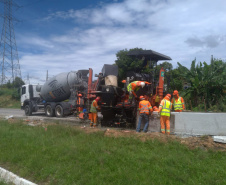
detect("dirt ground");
top-left (6, 118), bottom-right (226, 152)
top-left (77, 125), bottom-right (226, 152)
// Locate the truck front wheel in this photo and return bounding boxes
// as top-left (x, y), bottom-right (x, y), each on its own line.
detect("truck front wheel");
top-left (45, 105), bottom-right (55, 117)
top-left (55, 105), bottom-right (64, 117)
top-left (25, 104), bottom-right (32, 116)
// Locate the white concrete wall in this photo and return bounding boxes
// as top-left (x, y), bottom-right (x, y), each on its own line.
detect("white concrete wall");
top-left (136, 112), bottom-right (226, 136)
top-left (172, 112), bottom-right (226, 136)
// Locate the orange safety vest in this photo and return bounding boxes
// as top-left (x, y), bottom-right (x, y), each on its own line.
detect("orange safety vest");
top-left (77, 97), bottom-right (84, 106)
top-left (139, 100), bottom-right (152, 115)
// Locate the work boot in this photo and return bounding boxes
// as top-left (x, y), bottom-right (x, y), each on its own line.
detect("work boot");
top-left (90, 123), bottom-right (93, 127)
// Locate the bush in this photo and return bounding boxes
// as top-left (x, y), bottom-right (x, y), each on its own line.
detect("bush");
top-left (218, 97), bottom-right (226, 112)
top-left (11, 89), bottom-right (20, 100)
top-left (192, 103), bottom-right (206, 112)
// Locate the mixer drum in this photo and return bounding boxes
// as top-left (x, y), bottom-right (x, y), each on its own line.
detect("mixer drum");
top-left (40, 72), bottom-right (77, 102)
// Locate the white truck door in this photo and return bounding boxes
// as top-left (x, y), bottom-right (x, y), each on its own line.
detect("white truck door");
top-left (21, 85), bottom-right (30, 106)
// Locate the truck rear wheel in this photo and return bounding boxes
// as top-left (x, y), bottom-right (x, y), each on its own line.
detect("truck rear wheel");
top-left (55, 105), bottom-right (64, 117)
top-left (25, 104), bottom-right (32, 116)
top-left (45, 105), bottom-right (55, 117)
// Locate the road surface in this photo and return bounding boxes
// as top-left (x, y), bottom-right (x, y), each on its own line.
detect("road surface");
top-left (0, 108), bottom-right (45, 117)
top-left (0, 108), bottom-right (78, 123)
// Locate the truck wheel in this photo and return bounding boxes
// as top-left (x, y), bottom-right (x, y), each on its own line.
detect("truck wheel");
top-left (45, 105), bottom-right (55, 117)
top-left (55, 105), bottom-right (64, 117)
top-left (25, 104), bottom-right (32, 116)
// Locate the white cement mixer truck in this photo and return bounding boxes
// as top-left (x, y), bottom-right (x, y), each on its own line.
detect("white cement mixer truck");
top-left (20, 70), bottom-right (89, 117)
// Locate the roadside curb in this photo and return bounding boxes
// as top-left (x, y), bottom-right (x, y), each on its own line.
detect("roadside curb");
top-left (0, 167), bottom-right (37, 185)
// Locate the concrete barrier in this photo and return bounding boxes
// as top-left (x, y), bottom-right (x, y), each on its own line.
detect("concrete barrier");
top-left (172, 112), bottom-right (226, 136)
top-left (136, 112), bottom-right (226, 136)
top-left (0, 167), bottom-right (37, 185)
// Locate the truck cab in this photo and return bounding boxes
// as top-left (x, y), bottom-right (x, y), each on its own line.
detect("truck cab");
top-left (20, 84), bottom-right (43, 115)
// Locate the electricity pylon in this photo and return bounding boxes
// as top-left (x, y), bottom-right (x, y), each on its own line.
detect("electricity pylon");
top-left (0, 0), bottom-right (21, 85)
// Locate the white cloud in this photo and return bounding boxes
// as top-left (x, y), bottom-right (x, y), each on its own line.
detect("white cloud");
top-left (17, 0), bottom-right (226, 84)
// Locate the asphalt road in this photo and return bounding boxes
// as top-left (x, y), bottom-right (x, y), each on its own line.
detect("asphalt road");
top-left (0, 108), bottom-right (45, 117)
top-left (0, 108), bottom-right (25, 117)
top-left (0, 108), bottom-right (79, 123)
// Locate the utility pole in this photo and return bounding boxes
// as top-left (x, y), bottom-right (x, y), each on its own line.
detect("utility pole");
top-left (25, 73), bottom-right (30, 84)
top-left (0, 0), bottom-right (21, 85)
top-left (46, 70), bottom-right (48, 81)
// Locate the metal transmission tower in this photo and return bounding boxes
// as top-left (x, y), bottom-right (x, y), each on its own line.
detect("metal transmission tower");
top-left (0, 0), bottom-right (21, 85)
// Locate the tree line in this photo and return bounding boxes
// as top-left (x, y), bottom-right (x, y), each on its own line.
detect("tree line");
top-left (0, 77), bottom-right (25, 100)
top-left (115, 48), bottom-right (226, 112)
top-left (0, 48), bottom-right (225, 111)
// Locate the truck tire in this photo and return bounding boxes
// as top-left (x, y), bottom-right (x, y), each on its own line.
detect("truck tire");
top-left (25, 104), bottom-right (32, 116)
top-left (55, 105), bottom-right (64, 117)
top-left (45, 105), bottom-right (55, 117)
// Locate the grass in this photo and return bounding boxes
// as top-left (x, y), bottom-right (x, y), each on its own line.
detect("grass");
top-left (0, 181), bottom-right (9, 185)
top-left (0, 120), bottom-right (226, 185)
top-left (0, 88), bottom-right (20, 108)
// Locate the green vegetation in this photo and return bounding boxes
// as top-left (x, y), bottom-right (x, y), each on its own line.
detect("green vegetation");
top-left (0, 181), bottom-right (11, 185)
top-left (0, 87), bottom-right (20, 108)
top-left (0, 120), bottom-right (225, 185)
top-left (115, 48), bottom-right (152, 83)
top-left (115, 48), bottom-right (226, 112)
top-left (175, 59), bottom-right (226, 112)
top-left (0, 181), bottom-right (9, 185)
top-left (0, 77), bottom-right (24, 108)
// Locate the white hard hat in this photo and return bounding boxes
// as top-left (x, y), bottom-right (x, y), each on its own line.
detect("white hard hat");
top-left (140, 82), bottom-right (145, 88)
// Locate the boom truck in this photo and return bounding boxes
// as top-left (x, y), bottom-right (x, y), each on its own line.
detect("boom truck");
top-left (20, 49), bottom-right (171, 128)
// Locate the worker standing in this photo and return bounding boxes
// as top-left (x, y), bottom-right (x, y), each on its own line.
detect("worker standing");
top-left (127, 81), bottom-right (145, 101)
top-left (76, 93), bottom-right (84, 114)
top-left (158, 94), bottom-right (172, 135)
top-left (171, 90), bottom-right (185, 112)
top-left (136, 96), bottom-right (153, 133)
top-left (90, 96), bottom-right (100, 128)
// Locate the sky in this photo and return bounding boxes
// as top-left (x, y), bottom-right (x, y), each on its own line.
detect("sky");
top-left (0, 0), bottom-right (226, 84)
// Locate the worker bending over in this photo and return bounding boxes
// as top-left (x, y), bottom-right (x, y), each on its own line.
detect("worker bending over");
top-left (158, 94), bottom-right (172, 135)
top-left (90, 96), bottom-right (100, 127)
top-left (136, 96), bottom-right (153, 133)
top-left (171, 90), bottom-right (185, 112)
top-left (127, 81), bottom-right (145, 101)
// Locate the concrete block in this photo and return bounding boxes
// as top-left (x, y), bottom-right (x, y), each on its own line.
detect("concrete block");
top-left (135, 111), bottom-right (175, 133)
top-left (172, 112), bottom-right (226, 136)
top-left (213, 136), bottom-right (226, 143)
top-left (135, 112), bottom-right (226, 136)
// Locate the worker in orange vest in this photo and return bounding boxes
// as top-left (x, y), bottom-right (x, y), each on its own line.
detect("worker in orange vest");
top-left (136, 95), bottom-right (153, 133)
top-left (171, 90), bottom-right (185, 112)
top-left (127, 81), bottom-right (145, 101)
top-left (76, 93), bottom-right (84, 113)
top-left (158, 94), bottom-right (172, 135)
top-left (90, 96), bottom-right (101, 127)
